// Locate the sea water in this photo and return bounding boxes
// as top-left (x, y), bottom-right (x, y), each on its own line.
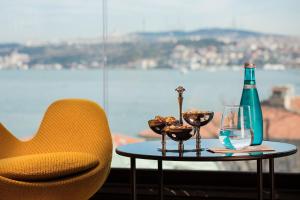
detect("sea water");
top-left (0, 69), bottom-right (300, 139)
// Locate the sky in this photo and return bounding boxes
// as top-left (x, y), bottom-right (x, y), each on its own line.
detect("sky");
top-left (0, 0), bottom-right (300, 43)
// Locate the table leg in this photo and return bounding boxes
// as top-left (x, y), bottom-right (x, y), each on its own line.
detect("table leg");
top-left (131, 158), bottom-right (136, 200)
top-left (158, 159), bottom-right (163, 200)
top-left (257, 159), bottom-right (263, 200)
top-left (269, 158), bottom-right (274, 200)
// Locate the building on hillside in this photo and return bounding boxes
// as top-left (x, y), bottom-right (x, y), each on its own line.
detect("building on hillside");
top-left (263, 85), bottom-right (300, 113)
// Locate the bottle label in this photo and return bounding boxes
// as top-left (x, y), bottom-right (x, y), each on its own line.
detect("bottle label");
top-left (244, 84), bottom-right (256, 89)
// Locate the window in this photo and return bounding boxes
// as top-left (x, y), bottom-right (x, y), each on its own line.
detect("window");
top-left (0, 0), bottom-right (299, 172)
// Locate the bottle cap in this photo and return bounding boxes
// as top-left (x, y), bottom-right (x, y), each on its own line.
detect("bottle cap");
top-left (244, 62), bottom-right (256, 68)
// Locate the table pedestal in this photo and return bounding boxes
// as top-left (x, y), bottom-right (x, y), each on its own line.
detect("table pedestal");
top-left (130, 158), bottom-right (275, 200)
top-left (115, 140), bottom-right (296, 200)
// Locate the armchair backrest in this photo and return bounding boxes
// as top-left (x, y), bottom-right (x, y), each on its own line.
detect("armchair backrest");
top-left (28, 99), bottom-right (112, 163)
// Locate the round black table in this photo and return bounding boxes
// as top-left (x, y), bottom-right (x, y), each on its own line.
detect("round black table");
top-left (116, 139), bottom-right (297, 200)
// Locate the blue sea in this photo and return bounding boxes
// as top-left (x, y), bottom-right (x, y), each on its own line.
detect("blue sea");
top-left (1, 69), bottom-right (300, 139)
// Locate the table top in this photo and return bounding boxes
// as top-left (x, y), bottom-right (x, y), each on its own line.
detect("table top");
top-left (116, 139), bottom-right (297, 161)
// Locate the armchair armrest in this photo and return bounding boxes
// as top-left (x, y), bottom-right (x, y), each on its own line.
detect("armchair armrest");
top-left (0, 123), bottom-right (20, 152)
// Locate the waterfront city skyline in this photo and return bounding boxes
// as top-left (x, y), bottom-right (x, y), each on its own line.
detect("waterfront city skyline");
top-left (0, 0), bottom-right (300, 43)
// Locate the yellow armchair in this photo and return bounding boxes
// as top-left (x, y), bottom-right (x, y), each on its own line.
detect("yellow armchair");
top-left (0, 99), bottom-right (113, 200)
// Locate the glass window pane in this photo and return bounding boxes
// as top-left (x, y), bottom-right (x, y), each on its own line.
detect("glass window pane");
top-left (1, 0), bottom-right (300, 173)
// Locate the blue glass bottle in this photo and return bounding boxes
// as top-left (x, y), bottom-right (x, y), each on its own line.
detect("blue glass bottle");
top-left (240, 63), bottom-right (263, 145)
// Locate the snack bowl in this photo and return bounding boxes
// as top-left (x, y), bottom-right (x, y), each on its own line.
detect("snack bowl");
top-left (183, 110), bottom-right (214, 151)
top-left (148, 116), bottom-right (180, 152)
top-left (148, 116), bottom-right (179, 135)
top-left (164, 125), bottom-right (194, 141)
top-left (164, 124), bottom-right (194, 152)
top-left (183, 110), bottom-right (214, 127)
top-left (148, 119), bottom-right (166, 135)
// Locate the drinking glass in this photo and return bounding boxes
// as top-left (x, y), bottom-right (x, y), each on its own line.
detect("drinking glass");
top-left (219, 105), bottom-right (253, 150)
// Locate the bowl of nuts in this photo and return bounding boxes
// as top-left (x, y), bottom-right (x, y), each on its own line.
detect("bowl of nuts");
top-left (164, 124), bottom-right (194, 151)
top-left (148, 116), bottom-right (179, 151)
top-left (148, 116), bottom-right (179, 135)
top-left (183, 110), bottom-right (214, 127)
top-left (183, 110), bottom-right (214, 151)
top-left (164, 124), bottom-right (194, 141)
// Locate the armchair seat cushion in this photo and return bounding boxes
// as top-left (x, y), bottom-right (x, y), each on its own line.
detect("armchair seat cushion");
top-left (0, 152), bottom-right (99, 182)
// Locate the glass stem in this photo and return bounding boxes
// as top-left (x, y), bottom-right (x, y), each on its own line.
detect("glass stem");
top-left (196, 127), bottom-right (201, 151)
top-left (178, 141), bottom-right (184, 152)
top-left (161, 132), bottom-right (166, 152)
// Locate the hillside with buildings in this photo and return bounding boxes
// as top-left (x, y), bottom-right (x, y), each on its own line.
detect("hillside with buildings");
top-left (0, 28), bottom-right (300, 70)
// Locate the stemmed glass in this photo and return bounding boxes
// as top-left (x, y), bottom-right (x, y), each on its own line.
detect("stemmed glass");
top-left (219, 105), bottom-right (253, 150)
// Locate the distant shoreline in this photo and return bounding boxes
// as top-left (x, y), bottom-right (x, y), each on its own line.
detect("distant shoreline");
top-left (1, 67), bottom-right (300, 71)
